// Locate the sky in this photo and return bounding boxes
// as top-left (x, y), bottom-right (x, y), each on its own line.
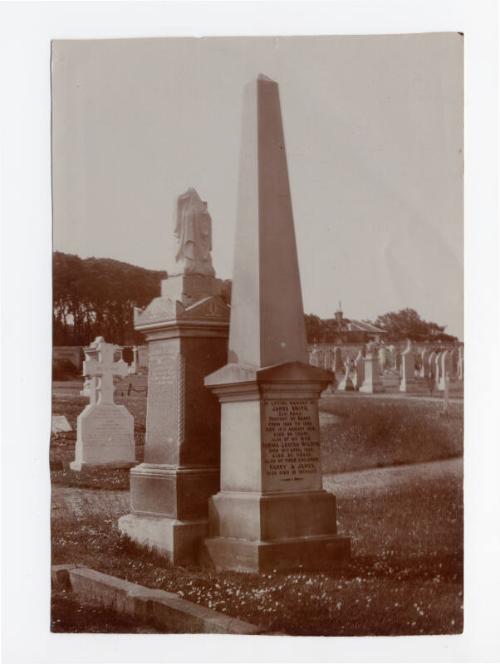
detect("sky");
top-left (52, 33), bottom-right (463, 338)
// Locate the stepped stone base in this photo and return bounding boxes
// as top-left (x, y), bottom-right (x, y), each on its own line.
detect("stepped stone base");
top-left (118, 513), bottom-right (208, 565)
top-left (204, 488), bottom-right (350, 573)
top-left (204, 535), bottom-right (350, 573)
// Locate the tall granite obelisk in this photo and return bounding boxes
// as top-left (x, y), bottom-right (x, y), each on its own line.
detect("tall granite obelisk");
top-left (118, 189), bottom-right (230, 564)
top-left (203, 75), bottom-right (350, 572)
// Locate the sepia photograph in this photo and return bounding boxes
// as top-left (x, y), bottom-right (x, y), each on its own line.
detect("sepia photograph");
top-left (2, 2), bottom-right (499, 662)
top-left (50, 33), bottom-right (464, 636)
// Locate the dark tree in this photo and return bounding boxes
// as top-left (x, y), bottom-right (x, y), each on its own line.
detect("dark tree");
top-left (53, 252), bottom-right (166, 346)
top-left (374, 308), bottom-right (457, 342)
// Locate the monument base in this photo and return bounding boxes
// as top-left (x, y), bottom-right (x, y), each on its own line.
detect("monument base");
top-left (118, 513), bottom-right (208, 565)
top-left (204, 535), bottom-right (350, 573)
top-left (204, 489), bottom-right (350, 573)
top-left (400, 379), bottom-right (417, 392)
top-left (70, 460), bottom-right (135, 472)
top-left (119, 463), bottom-right (219, 564)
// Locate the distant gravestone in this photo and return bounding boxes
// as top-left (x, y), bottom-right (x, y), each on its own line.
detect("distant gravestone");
top-left (332, 346), bottom-right (343, 375)
top-left (354, 349), bottom-right (365, 390)
top-left (388, 345), bottom-right (397, 370)
top-left (458, 346), bottom-right (464, 381)
top-left (450, 347), bottom-right (459, 378)
top-left (428, 351), bottom-right (437, 379)
top-left (438, 350), bottom-right (452, 391)
top-left (378, 347), bottom-right (388, 374)
top-left (337, 359), bottom-right (355, 391)
top-left (435, 351), bottom-right (443, 391)
top-left (359, 343), bottom-right (384, 393)
top-left (400, 339), bottom-right (416, 393)
top-left (420, 347), bottom-right (430, 378)
top-left (323, 347), bottom-right (334, 371)
top-left (70, 336), bottom-right (135, 471)
top-left (51, 415), bottom-right (72, 433)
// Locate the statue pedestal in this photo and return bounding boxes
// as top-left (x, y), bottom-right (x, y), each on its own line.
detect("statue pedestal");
top-left (118, 282), bottom-right (229, 564)
top-left (203, 362), bottom-right (350, 573)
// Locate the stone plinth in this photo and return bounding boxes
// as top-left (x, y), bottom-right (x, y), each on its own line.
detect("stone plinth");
top-left (204, 363), bottom-right (350, 572)
top-left (118, 258), bottom-right (229, 565)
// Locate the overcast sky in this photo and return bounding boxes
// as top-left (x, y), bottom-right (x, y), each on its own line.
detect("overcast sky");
top-left (52, 33), bottom-right (463, 338)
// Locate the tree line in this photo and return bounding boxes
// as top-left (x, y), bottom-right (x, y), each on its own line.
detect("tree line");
top-left (53, 252), bottom-right (167, 346)
top-left (53, 252), bottom-right (457, 346)
top-left (305, 308), bottom-right (457, 344)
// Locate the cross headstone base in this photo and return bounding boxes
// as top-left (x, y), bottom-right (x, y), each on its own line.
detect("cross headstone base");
top-left (70, 403), bottom-right (135, 470)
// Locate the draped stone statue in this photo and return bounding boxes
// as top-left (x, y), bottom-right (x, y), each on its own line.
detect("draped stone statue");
top-left (174, 188), bottom-right (215, 276)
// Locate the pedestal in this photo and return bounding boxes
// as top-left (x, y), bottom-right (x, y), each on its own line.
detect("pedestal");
top-left (118, 280), bottom-right (229, 564)
top-left (70, 404), bottom-right (135, 471)
top-left (203, 362), bottom-right (351, 573)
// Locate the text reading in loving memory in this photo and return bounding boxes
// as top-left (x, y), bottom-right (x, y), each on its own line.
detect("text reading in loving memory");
top-left (262, 399), bottom-right (320, 482)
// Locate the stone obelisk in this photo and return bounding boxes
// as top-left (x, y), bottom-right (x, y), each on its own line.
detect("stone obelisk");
top-left (203, 75), bottom-right (350, 573)
top-left (118, 189), bottom-right (230, 564)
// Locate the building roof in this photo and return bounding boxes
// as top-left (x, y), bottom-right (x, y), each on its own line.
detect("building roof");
top-left (344, 319), bottom-right (386, 334)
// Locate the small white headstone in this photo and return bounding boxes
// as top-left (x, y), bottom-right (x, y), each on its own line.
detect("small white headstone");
top-left (70, 336), bottom-right (135, 471)
top-left (51, 415), bottom-right (72, 433)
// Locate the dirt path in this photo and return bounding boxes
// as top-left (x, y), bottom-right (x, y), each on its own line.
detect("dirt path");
top-left (52, 457), bottom-right (463, 519)
top-left (323, 456), bottom-right (463, 496)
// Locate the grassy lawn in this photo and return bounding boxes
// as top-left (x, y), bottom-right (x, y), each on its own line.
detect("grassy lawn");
top-left (51, 380), bottom-right (463, 635)
top-left (320, 394), bottom-right (463, 474)
top-left (51, 459), bottom-right (462, 636)
top-left (51, 590), bottom-right (160, 633)
top-left (51, 387), bottom-right (463, 488)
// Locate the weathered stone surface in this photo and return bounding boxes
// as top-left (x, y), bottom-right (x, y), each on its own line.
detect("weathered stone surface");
top-left (172, 188), bottom-right (215, 277)
top-left (203, 76), bottom-right (349, 573)
top-left (54, 566), bottom-right (261, 634)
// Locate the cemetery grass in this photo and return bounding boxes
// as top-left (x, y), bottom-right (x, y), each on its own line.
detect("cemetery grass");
top-left (51, 390), bottom-right (463, 488)
top-left (51, 590), bottom-right (160, 633)
top-left (320, 394), bottom-right (463, 474)
top-left (51, 460), bottom-right (463, 636)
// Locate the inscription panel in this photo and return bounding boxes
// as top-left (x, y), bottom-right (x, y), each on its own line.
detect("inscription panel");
top-left (145, 340), bottom-right (180, 463)
top-left (262, 398), bottom-right (322, 492)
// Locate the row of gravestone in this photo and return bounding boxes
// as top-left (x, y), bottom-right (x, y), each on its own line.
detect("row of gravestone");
top-left (309, 342), bottom-right (463, 393)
